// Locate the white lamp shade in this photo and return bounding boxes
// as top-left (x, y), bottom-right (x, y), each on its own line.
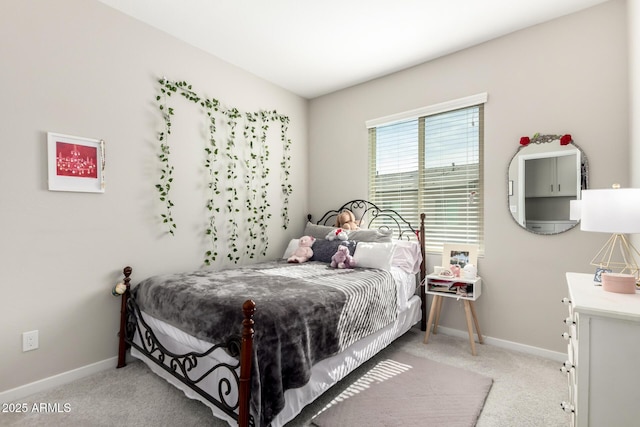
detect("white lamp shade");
top-left (580, 188), bottom-right (640, 233)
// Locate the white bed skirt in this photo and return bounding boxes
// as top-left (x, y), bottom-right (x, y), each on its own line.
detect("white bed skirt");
top-left (132, 295), bottom-right (421, 427)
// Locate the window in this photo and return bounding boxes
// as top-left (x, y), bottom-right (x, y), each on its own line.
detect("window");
top-left (367, 94), bottom-right (485, 254)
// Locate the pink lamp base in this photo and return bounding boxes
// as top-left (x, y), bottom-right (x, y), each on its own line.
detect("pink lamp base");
top-left (602, 273), bottom-right (637, 294)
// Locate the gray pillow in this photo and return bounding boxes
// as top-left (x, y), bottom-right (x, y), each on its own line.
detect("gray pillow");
top-left (303, 221), bottom-right (336, 240)
top-left (311, 240), bottom-right (357, 263)
top-left (347, 228), bottom-right (393, 243)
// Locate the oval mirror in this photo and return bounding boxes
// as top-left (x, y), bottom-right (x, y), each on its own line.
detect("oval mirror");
top-left (507, 134), bottom-right (588, 234)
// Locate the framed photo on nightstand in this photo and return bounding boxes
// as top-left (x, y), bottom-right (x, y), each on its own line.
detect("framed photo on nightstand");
top-left (441, 243), bottom-right (478, 269)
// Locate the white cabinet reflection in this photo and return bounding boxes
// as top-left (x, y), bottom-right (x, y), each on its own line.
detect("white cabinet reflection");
top-left (508, 134), bottom-right (588, 234)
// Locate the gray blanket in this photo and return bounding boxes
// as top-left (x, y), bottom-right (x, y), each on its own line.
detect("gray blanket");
top-left (132, 260), bottom-right (398, 426)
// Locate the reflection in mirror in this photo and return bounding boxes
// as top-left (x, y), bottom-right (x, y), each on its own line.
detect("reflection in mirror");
top-left (507, 134), bottom-right (588, 234)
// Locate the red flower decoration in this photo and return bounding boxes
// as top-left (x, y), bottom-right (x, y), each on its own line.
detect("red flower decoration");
top-left (560, 134), bottom-right (572, 145)
top-left (519, 136), bottom-right (530, 146)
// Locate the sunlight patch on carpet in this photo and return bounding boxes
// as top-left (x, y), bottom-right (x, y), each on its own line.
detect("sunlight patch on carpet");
top-left (315, 359), bottom-right (412, 415)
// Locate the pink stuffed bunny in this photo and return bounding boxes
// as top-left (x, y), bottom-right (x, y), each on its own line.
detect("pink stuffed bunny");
top-left (287, 235), bottom-right (315, 263)
top-left (330, 245), bottom-right (355, 269)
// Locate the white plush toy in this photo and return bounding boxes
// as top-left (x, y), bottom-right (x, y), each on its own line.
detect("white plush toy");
top-left (325, 228), bottom-right (348, 241)
top-left (463, 263), bottom-right (478, 279)
top-left (112, 282), bottom-right (127, 296)
top-left (287, 235), bottom-right (315, 263)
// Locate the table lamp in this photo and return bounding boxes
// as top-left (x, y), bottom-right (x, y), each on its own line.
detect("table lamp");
top-left (580, 186), bottom-right (640, 281)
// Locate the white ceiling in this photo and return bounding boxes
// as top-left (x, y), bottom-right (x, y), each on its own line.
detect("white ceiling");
top-left (98, 0), bottom-right (609, 99)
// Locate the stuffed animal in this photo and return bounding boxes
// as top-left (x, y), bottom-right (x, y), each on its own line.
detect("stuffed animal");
top-left (326, 228), bottom-right (348, 241)
top-left (111, 282), bottom-right (127, 296)
top-left (287, 235), bottom-right (315, 263)
top-left (449, 265), bottom-right (461, 278)
top-left (335, 210), bottom-right (359, 230)
top-left (330, 245), bottom-right (356, 269)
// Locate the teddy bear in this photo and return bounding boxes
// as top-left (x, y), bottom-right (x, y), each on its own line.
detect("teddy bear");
top-left (326, 228), bottom-right (348, 241)
top-left (330, 245), bottom-right (356, 269)
top-left (335, 210), bottom-right (359, 230)
top-left (287, 235), bottom-right (315, 263)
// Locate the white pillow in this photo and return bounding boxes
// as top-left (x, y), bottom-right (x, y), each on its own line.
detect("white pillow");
top-left (353, 242), bottom-right (396, 271)
top-left (391, 240), bottom-right (423, 274)
top-left (282, 239), bottom-right (300, 259)
top-left (347, 228), bottom-right (392, 243)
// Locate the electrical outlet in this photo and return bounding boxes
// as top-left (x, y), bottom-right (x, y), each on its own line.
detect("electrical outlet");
top-left (22, 330), bottom-right (39, 352)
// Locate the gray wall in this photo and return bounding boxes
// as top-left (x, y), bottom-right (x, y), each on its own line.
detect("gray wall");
top-left (309, 0), bottom-right (628, 353)
top-left (632, 2), bottom-right (640, 192)
top-left (0, 0), bottom-right (631, 396)
top-left (0, 0), bottom-right (308, 392)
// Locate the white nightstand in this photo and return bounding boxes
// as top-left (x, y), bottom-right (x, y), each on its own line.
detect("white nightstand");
top-left (423, 273), bottom-right (483, 355)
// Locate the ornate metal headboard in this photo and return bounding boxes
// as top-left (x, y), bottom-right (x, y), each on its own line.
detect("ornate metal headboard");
top-left (312, 199), bottom-right (419, 241)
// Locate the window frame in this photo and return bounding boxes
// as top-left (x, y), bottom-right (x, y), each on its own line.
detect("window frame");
top-left (366, 93), bottom-right (487, 255)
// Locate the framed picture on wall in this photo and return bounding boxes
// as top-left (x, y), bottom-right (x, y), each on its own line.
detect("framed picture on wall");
top-left (47, 132), bottom-right (105, 193)
top-left (441, 243), bottom-right (478, 269)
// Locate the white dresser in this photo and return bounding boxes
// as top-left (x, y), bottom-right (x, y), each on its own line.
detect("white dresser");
top-left (562, 272), bottom-right (640, 426)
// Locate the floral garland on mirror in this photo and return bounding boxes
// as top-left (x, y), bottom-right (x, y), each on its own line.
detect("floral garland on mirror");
top-left (519, 133), bottom-right (572, 146)
top-left (155, 78), bottom-right (292, 265)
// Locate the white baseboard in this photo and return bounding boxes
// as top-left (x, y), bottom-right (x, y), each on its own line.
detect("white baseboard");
top-left (0, 355), bottom-right (131, 403)
top-left (1, 328), bottom-right (565, 404)
top-left (432, 325), bottom-right (566, 362)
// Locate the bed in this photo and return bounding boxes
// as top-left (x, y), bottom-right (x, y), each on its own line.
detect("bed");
top-left (116, 200), bottom-right (427, 427)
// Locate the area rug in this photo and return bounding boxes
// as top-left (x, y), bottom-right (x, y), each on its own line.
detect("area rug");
top-left (308, 349), bottom-right (493, 427)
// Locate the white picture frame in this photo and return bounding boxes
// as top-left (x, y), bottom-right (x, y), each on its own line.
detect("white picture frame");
top-left (441, 243), bottom-right (478, 269)
top-left (47, 132), bottom-right (105, 193)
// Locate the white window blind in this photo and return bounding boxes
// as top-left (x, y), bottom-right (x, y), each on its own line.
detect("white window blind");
top-left (368, 99), bottom-right (484, 254)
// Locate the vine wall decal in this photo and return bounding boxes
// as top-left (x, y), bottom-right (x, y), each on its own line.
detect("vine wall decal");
top-left (155, 78), bottom-right (292, 265)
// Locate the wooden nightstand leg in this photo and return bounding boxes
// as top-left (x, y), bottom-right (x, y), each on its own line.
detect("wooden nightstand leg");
top-left (433, 295), bottom-right (444, 334)
top-left (463, 300), bottom-right (477, 356)
top-left (469, 301), bottom-right (483, 344)
top-left (424, 295), bottom-right (440, 344)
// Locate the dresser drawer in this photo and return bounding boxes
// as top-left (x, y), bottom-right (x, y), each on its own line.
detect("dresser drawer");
top-left (562, 295), bottom-right (577, 422)
top-left (565, 272), bottom-right (640, 426)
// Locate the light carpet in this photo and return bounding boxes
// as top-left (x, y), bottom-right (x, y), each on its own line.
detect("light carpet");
top-left (308, 349), bottom-right (492, 427)
top-left (1, 326), bottom-right (570, 426)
